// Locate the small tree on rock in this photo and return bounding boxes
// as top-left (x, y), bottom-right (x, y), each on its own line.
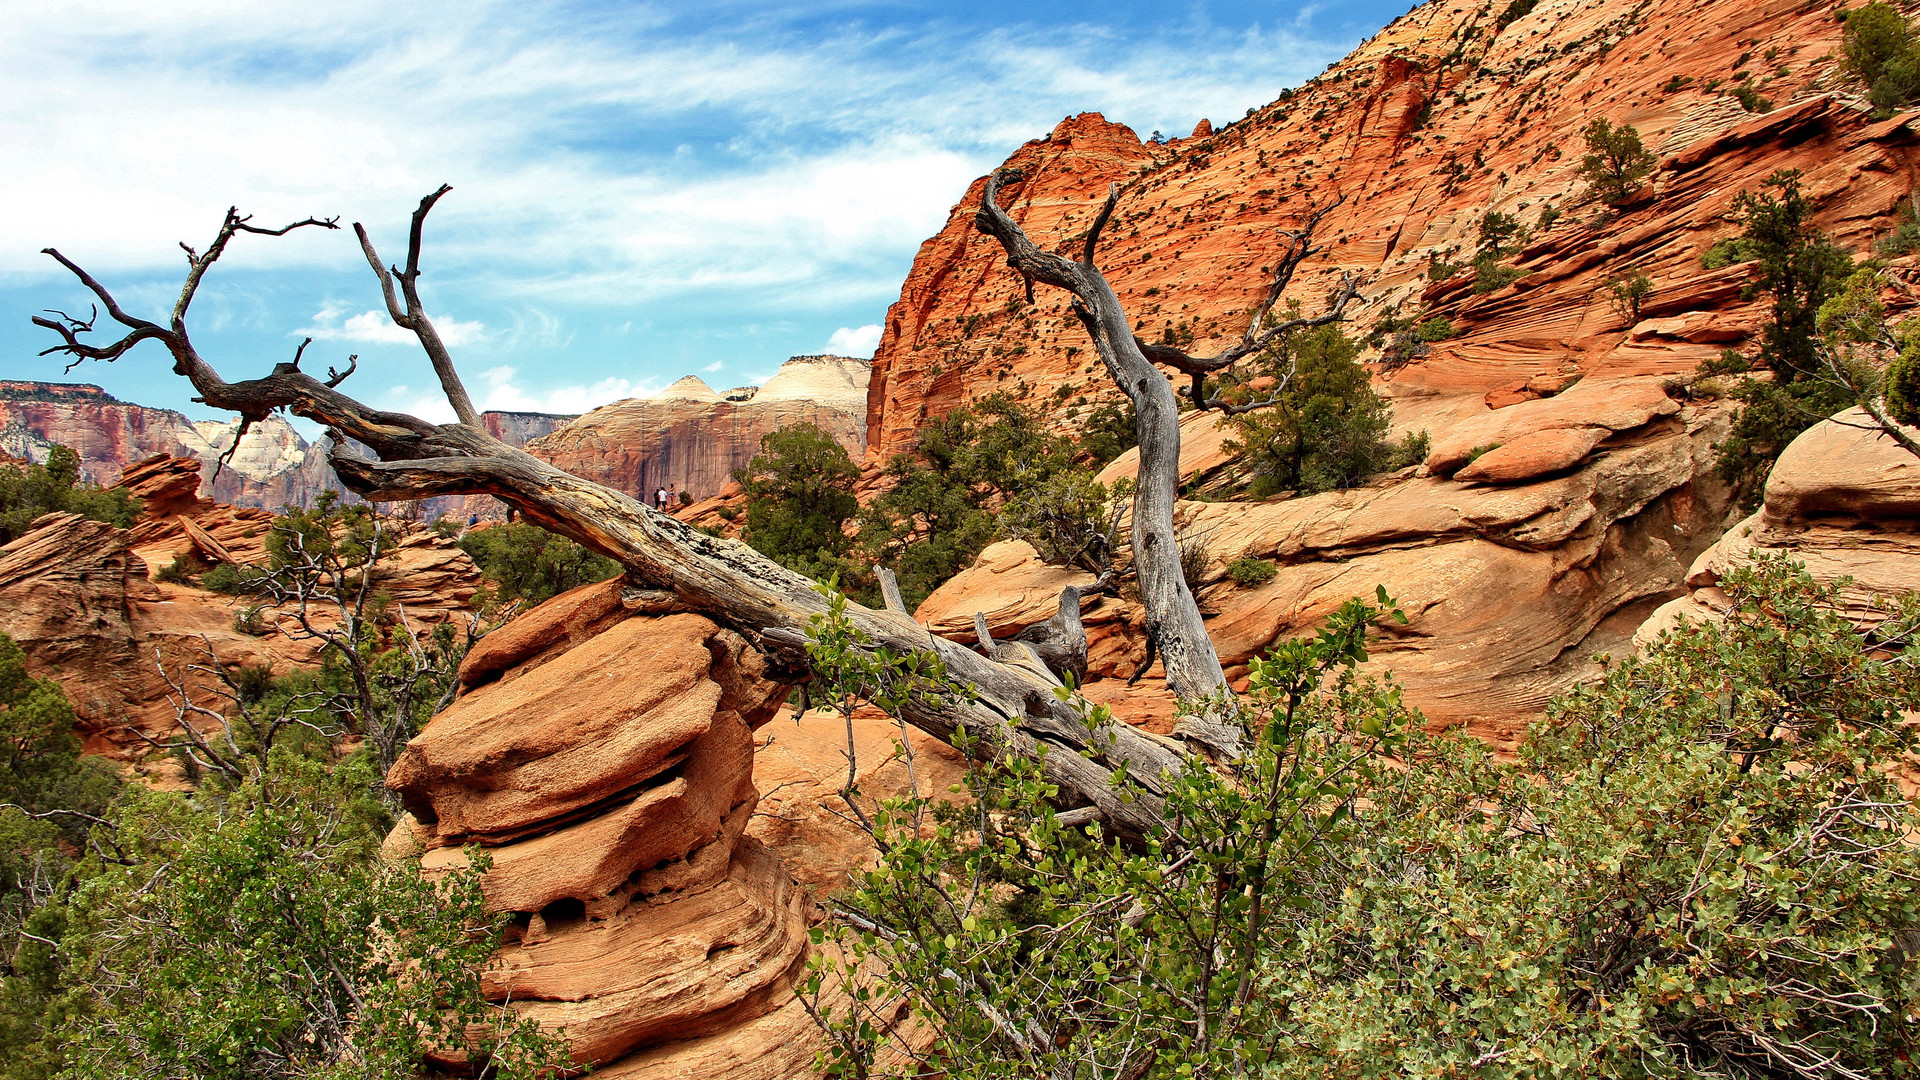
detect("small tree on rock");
top-left (1578, 118), bottom-right (1656, 203)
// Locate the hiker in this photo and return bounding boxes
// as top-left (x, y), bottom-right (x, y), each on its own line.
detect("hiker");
top-left (655, 485), bottom-right (668, 510)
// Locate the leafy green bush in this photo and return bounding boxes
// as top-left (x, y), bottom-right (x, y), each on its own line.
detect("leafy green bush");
top-left (1708, 170), bottom-right (1860, 505)
top-left (1602, 267), bottom-right (1654, 324)
top-left (1577, 118), bottom-right (1656, 203)
top-left (1225, 555), bottom-right (1278, 587)
top-left (806, 557), bottom-right (1920, 1078)
top-left (1842, 1), bottom-right (1920, 116)
top-left (1000, 473), bottom-right (1129, 576)
top-left (1730, 84), bottom-right (1772, 112)
top-left (733, 422), bottom-right (864, 589)
top-left (0, 445), bottom-right (140, 545)
top-left (154, 552), bottom-right (209, 586)
top-left (1414, 315), bottom-right (1455, 341)
top-left (1700, 236), bottom-right (1753, 269)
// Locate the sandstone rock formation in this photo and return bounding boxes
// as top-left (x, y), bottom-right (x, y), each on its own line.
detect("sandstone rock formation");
top-left (0, 455), bottom-right (485, 768)
top-left (866, 0), bottom-right (1908, 468)
top-left (869, 0), bottom-right (1920, 746)
top-left (0, 380), bottom-right (567, 510)
top-left (383, 577), bottom-right (865, 1077)
top-left (921, 389), bottom-right (1733, 749)
top-left (526, 355), bottom-right (870, 506)
top-left (1638, 409), bottom-right (1920, 641)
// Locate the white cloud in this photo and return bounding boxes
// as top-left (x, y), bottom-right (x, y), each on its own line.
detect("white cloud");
top-left (300, 306), bottom-right (490, 347)
top-left (701, 360), bottom-right (724, 373)
top-left (826, 324), bottom-right (882, 358)
top-left (478, 372), bottom-right (656, 416)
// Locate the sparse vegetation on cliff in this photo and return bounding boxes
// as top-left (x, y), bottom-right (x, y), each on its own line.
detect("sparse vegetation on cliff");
top-left (1577, 118), bottom-right (1656, 203)
top-left (1219, 324), bottom-right (1424, 498)
top-left (1842, 1), bottom-right (1920, 116)
top-left (458, 520), bottom-right (621, 607)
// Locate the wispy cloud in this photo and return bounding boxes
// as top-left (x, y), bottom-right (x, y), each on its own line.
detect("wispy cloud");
top-left (1, 0), bottom-right (1379, 415)
top-left (299, 303), bottom-right (490, 347)
top-left (826, 323), bottom-right (882, 358)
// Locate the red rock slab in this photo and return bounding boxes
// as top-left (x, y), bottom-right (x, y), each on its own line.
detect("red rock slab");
top-left (390, 614), bottom-right (728, 839)
top-left (481, 838), bottom-right (812, 1071)
top-left (1453, 427), bottom-right (1607, 483)
top-left (1760, 406), bottom-right (1920, 524)
top-left (457, 576), bottom-right (631, 689)
top-left (914, 540), bottom-right (1094, 641)
top-left (748, 705), bottom-right (968, 895)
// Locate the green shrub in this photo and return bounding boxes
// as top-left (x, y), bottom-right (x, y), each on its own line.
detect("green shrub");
top-left (458, 521), bottom-right (621, 607)
top-left (1225, 555), bottom-right (1278, 587)
top-left (1842, 1), bottom-right (1920, 115)
top-left (231, 603), bottom-right (271, 636)
top-left (1577, 118), bottom-right (1656, 203)
top-left (154, 551), bottom-right (209, 586)
top-left (1466, 442), bottom-right (1501, 463)
top-left (806, 557), bottom-right (1920, 1079)
top-left (0, 445), bottom-right (140, 544)
top-left (1414, 316), bottom-right (1455, 341)
top-left (1602, 268), bottom-right (1654, 324)
top-left (1220, 324), bottom-right (1403, 495)
top-left (1493, 0), bottom-right (1537, 30)
top-left (1699, 236), bottom-right (1753, 269)
top-left (1730, 84), bottom-right (1772, 112)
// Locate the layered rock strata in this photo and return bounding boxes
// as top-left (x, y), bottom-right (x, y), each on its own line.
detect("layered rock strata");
top-left (383, 578), bottom-right (851, 1077)
top-left (921, 387), bottom-right (1734, 749)
top-left (866, 0), bottom-right (1910, 464)
top-left (524, 356), bottom-right (870, 506)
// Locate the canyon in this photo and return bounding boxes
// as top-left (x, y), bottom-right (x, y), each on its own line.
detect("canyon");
top-left (8, 0), bottom-right (1920, 1074)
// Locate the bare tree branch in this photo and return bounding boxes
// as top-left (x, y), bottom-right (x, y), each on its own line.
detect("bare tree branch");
top-left (352, 185), bottom-right (481, 427)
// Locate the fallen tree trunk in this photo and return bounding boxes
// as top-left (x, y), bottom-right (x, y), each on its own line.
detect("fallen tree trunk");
top-left (33, 193), bottom-right (1185, 837)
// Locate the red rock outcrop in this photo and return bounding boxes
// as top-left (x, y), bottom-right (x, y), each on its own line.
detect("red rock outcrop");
top-left (0, 456), bottom-right (486, 769)
top-left (874, 0), bottom-right (1920, 746)
top-left (384, 578), bottom-right (863, 1076)
top-left (524, 356), bottom-right (870, 508)
top-left (867, 0), bottom-right (1911, 466)
top-left (1638, 408), bottom-right (1920, 641)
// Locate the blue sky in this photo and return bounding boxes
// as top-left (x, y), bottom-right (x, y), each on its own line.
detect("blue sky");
top-left (0, 0), bottom-right (1412, 427)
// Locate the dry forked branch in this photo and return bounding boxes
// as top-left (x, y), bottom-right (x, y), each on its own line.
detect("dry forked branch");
top-left (33, 186), bottom-right (1186, 840)
top-left (972, 168), bottom-right (1359, 757)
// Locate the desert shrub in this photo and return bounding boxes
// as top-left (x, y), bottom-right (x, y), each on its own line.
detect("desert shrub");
top-left (1225, 555), bottom-right (1278, 587)
top-left (1466, 442), bottom-right (1501, 463)
top-left (197, 561), bottom-right (259, 595)
top-left (1842, 1), bottom-right (1920, 115)
top-left (1708, 170), bottom-right (1860, 505)
top-left (230, 604), bottom-right (271, 637)
top-left (1178, 528), bottom-right (1214, 589)
top-left (1387, 429), bottom-right (1431, 469)
top-left (1534, 204), bottom-right (1560, 231)
top-left (1078, 401), bottom-right (1139, 468)
top-left (715, 505), bottom-right (738, 522)
top-left (677, 489), bottom-right (693, 506)
top-left (859, 394), bottom-right (1077, 607)
top-left (1878, 191), bottom-right (1920, 256)
top-left (1414, 315), bottom-right (1455, 341)
top-left (733, 423), bottom-right (865, 589)
top-left (0, 445), bottom-right (140, 545)
top-left (1730, 84), bottom-right (1772, 112)
top-left (1000, 473), bottom-right (1129, 576)
top-left (1470, 255), bottom-right (1525, 294)
top-left (1494, 0), bottom-right (1537, 31)
top-left (154, 552), bottom-right (210, 586)
top-left (458, 521), bottom-right (620, 607)
top-left (1577, 118), bottom-right (1656, 203)
top-left (1602, 268), bottom-right (1654, 324)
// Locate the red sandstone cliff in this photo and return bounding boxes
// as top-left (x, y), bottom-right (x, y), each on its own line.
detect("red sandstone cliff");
top-left (877, 0), bottom-right (1920, 748)
top-left (866, 0), bottom-right (1912, 460)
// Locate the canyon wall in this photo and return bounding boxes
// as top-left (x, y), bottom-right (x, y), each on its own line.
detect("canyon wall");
top-left (525, 355), bottom-right (870, 504)
top-left (877, 0), bottom-right (1920, 744)
top-left (867, 0), bottom-right (1910, 459)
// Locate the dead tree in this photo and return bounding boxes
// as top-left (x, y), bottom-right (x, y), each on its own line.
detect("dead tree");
top-left (35, 179), bottom-right (1353, 837)
top-left (972, 169), bottom-right (1358, 757)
